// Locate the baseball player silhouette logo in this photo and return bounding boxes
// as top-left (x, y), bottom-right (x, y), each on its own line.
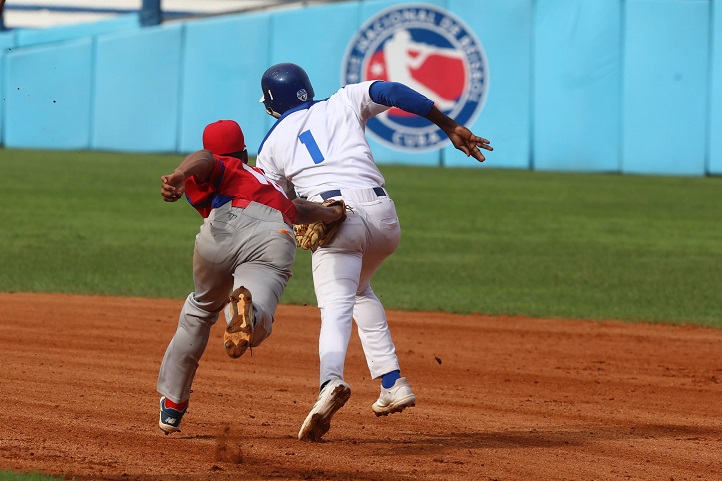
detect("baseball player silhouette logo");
top-left (343, 4), bottom-right (489, 151)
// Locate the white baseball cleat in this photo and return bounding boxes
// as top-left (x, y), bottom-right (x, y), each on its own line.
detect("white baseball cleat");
top-left (372, 377), bottom-right (416, 416)
top-left (224, 286), bottom-right (254, 358)
top-left (298, 379), bottom-right (351, 441)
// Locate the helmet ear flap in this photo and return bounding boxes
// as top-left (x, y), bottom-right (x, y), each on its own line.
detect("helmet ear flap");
top-left (260, 92), bottom-right (281, 118)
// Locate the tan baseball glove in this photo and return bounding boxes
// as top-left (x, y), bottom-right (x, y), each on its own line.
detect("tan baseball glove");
top-left (294, 199), bottom-right (348, 250)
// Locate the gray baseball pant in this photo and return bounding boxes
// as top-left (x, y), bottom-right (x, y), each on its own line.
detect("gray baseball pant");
top-left (157, 201), bottom-right (296, 403)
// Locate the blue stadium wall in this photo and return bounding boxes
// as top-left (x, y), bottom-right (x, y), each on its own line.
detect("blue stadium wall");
top-left (1, 0), bottom-right (721, 176)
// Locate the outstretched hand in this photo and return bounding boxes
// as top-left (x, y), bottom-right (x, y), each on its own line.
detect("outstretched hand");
top-left (161, 169), bottom-right (186, 202)
top-left (448, 124), bottom-right (493, 163)
top-left (426, 106), bottom-right (493, 162)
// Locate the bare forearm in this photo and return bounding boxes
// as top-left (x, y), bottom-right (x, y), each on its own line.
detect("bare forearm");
top-left (293, 199), bottom-right (343, 225)
top-left (161, 150), bottom-right (215, 202)
top-left (425, 107), bottom-right (493, 162)
top-left (425, 106), bottom-right (458, 134)
top-left (175, 150), bottom-right (216, 184)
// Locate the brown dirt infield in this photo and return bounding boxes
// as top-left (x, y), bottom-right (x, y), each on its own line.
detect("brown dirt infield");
top-left (1, 292), bottom-right (721, 480)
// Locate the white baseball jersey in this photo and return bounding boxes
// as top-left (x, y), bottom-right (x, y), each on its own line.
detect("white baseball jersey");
top-left (256, 81), bottom-right (390, 198)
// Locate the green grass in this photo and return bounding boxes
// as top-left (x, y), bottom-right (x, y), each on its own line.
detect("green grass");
top-left (1, 148), bottom-right (721, 327)
top-left (0, 472), bottom-right (62, 481)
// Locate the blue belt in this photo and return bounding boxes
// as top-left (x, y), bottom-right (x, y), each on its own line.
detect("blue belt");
top-left (319, 187), bottom-right (386, 200)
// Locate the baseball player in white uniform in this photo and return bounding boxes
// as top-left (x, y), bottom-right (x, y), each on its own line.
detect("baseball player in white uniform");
top-left (256, 63), bottom-right (493, 441)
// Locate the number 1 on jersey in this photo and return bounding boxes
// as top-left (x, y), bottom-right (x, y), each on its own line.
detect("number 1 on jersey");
top-left (299, 130), bottom-right (325, 164)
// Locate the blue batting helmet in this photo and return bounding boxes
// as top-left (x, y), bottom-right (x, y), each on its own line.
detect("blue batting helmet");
top-left (260, 63), bottom-right (315, 118)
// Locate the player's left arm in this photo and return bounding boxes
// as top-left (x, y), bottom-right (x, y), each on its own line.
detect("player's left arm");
top-left (426, 107), bottom-right (493, 163)
top-left (368, 81), bottom-right (493, 162)
top-left (368, 81), bottom-right (434, 117)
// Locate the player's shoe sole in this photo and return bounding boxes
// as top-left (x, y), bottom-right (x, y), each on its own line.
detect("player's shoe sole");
top-left (298, 380), bottom-right (351, 442)
top-left (372, 377), bottom-right (417, 416)
top-left (224, 286), bottom-right (254, 359)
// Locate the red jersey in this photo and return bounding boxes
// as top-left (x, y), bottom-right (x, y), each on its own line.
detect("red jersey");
top-left (184, 154), bottom-right (296, 223)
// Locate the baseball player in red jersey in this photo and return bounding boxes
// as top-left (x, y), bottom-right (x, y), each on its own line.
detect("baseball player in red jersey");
top-left (256, 63), bottom-right (493, 441)
top-left (156, 119), bottom-right (344, 434)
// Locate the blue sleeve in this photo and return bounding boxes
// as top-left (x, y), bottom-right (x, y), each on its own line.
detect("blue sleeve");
top-left (368, 81), bottom-right (435, 117)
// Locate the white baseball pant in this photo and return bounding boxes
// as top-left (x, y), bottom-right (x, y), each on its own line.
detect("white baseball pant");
top-left (308, 187), bottom-right (401, 386)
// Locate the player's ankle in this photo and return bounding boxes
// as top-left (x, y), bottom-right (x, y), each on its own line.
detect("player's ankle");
top-left (381, 370), bottom-right (401, 389)
top-left (165, 398), bottom-right (187, 410)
